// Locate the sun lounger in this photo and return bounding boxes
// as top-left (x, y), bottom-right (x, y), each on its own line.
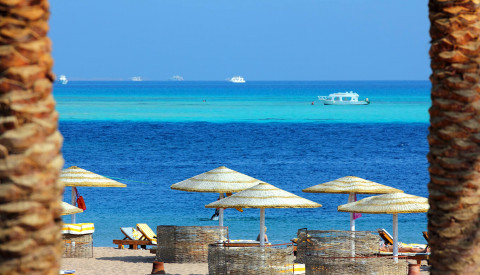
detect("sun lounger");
top-left (137, 223), bottom-right (157, 245)
top-left (377, 228), bottom-right (394, 245)
top-left (112, 227), bottom-right (152, 249)
top-left (378, 251), bottom-right (430, 264)
top-left (422, 231), bottom-right (429, 248)
top-left (120, 227), bottom-right (142, 240)
top-left (378, 228), bottom-right (428, 255)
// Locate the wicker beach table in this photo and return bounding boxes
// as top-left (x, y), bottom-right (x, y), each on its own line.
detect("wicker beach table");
top-left (156, 225), bottom-right (228, 263)
top-left (62, 223), bottom-right (94, 258)
top-left (62, 233), bottom-right (93, 258)
top-left (208, 242), bottom-right (295, 275)
top-left (297, 229), bottom-right (408, 275)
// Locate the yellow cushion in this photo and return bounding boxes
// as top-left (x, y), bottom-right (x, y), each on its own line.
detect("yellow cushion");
top-left (136, 223), bottom-right (157, 244)
top-left (132, 228), bottom-right (142, 240)
top-left (62, 223), bottom-right (94, 235)
top-left (400, 242), bottom-right (427, 249)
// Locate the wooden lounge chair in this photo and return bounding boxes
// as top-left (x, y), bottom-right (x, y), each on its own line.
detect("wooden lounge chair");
top-left (112, 227), bottom-right (151, 249)
top-left (422, 231), bottom-right (429, 246)
top-left (378, 228), bottom-right (428, 251)
top-left (377, 228), bottom-right (394, 245)
top-left (137, 223), bottom-right (157, 245)
top-left (377, 228), bottom-right (430, 264)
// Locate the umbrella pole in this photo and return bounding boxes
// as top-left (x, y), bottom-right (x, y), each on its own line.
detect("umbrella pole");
top-left (348, 193), bottom-right (355, 231)
top-left (71, 187), bottom-right (76, 224)
top-left (393, 214), bottom-right (398, 263)
top-left (260, 208), bottom-right (265, 247)
top-left (219, 193), bottom-right (224, 227)
top-left (348, 193), bottom-right (356, 260)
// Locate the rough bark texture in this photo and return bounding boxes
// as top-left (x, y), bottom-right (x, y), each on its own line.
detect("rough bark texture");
top-left (0, 0), bottom-right (64, 274)
top-left (428, 0), bottom-right (480, 274)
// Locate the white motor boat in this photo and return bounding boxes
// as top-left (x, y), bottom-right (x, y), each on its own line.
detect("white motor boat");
top-left (318, 91), bottom-right (370, 105)
top-left (131, 76), bottom-right (143, 81)
top-left (59, 75), bottom-right (68, 85)
top-left (170, 75), bottom-right (184, 81)
top-left (229, 76), bottom-right (246, 83)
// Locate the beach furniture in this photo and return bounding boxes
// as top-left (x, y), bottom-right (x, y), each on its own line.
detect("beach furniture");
top-left (378, 228), bottom-right (428, 251)
top-left (423, 231), bottom-right (429, 245)
top-left (338, 192), bottom-right (429, 261)
top-left (61, 166), bottom-right (126, 223)
top-left (137, 223), bottom-right (157, 245)
top-left (303, 176), bottom-right (403, 232)
top-left (156, 225), bottom-right (227, 263)
top-left (61, 201), bottom-right (84, 216)
top-left (121, 227), bottom-right (142, 240)
top-left (112, 227), bottom-right (151, 249)
top-left (378, 228), bottom-right (394, 245)
top-left (62, 223), bottom-right (94, 258)
top-left (377, 228), bottom-right (430, 265)
top-left (171, 166), bottom-right (261, 227)
top-left (297, 229), bottom-right (408, 275)
top-left (205, 183), bottom-right (319, 274)
top-left (206, 182), bottom-right (321, 247)
top-left (208, 243), bottom-right (295, 274)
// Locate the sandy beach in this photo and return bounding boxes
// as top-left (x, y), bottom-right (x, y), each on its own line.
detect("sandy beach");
top-left (61, 247), bottom-right (430, 275)
top-left (61, 247), bottom-right (208, 275)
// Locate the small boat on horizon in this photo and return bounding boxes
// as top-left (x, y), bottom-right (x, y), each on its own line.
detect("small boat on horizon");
top-left (170, 75), bottom-right (184, 81)
top-left (131, 76), bottom-right (143, 81)
top-left (229, 76), bottom-right (246, 83)
top-left (59, 75), bottom-right (68, 85)
top-left (318, 91), bottom-right (370, 105)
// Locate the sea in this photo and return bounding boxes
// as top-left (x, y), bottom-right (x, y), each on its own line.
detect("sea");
top-left (56, 80), bottom-right (431, 247)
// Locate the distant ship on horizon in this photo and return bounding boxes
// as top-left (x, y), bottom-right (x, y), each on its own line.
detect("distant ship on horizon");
top-left (59, 75), bottom-right (68, 84)
top-left (229, 76), bottom-right (245, 83)
top-left (170, 75), bottom-right (184, 81)
top-left (131, 76), bottom-right (143, 81)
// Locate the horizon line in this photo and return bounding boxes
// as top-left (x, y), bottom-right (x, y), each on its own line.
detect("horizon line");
top-left (54, 79), bottom-right (430, 82)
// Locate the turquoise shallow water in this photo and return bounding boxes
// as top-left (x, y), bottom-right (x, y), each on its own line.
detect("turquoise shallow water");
top-left (54, 81), bottom-right (430, 123)
top-left (56, 81), bottom-right (432, 247)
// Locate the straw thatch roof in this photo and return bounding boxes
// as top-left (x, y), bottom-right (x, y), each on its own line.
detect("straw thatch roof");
top-left (303, 176), bottom-right (403, 194)
top-left (171, 166), bottom-right (261, 193)
top-left (205, 182), bottom-right (322, 209)
top-left (61, 166), bottom-right (126, 187)
top-left (61, 201), bottom-right (84, 215)
top-left (337, 193), bottom-right (428, 214)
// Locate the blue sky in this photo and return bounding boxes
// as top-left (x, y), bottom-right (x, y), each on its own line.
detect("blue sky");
top-left (50, 0), bottom-right (429, 81)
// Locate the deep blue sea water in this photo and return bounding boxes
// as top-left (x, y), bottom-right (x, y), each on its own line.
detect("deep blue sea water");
top-left (56, 81), bottom-right (431, 247)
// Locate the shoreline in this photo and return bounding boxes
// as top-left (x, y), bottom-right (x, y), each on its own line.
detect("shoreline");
top-left (61, 247), bottom-right (208, 275)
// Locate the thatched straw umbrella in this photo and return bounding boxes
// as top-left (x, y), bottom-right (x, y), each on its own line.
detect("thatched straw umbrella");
top-left (338, 193), bottom-right (429, 259)
top-left (61, 166), bottom-right (127, 223)
top-left (61, 202), bottom-right (84, 216)
top-left (303, 176), bottom-right (403, 231)
top-left (171, 166), bottom-right (261, 227)
top-left (206, 182), bottom-right (322, 246)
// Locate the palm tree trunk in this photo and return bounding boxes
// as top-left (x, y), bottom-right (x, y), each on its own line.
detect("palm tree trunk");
top-left (428, 0), bottom-right (480, 273)
top-left (0, 0), bottom-right (64, 274)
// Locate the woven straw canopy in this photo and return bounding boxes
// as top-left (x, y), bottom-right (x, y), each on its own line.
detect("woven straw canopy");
top-left (171, 166), bottom-right (261, 193)
top-left (61, 166), bottom-right (126, 187)
top-left (303, 176), bottom-right (403, 194)
top-left (337, 193), bottom-right (429, 214)
top-left (206, 182), bottom-right (322, 209)
top-left (61, 201), bottom-right (83, 216)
